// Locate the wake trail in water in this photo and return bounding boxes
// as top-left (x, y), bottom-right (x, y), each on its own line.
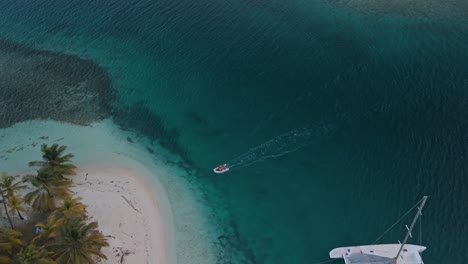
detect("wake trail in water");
top-left (227, 124), bottom-right (333, 169)
top-left (221, 62), bottom-right (368, 172)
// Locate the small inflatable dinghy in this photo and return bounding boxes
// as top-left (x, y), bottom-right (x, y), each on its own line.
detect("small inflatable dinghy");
top-left (213, 164), bottom-right (229, 174)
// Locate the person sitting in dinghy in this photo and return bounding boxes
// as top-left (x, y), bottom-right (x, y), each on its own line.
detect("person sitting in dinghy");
top-left (214, 164), bottom-right (229, 173)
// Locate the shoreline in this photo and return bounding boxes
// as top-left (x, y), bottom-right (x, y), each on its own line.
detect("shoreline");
top-left (72, 163), bottom-right (175, 264)
top-left (0, 119), bottom-right (220, 263)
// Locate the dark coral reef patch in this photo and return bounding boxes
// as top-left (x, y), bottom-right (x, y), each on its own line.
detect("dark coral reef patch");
top-left (0, 40), bottom-right (113, 128)
top-left (112, 102), bottom-right (193, 165)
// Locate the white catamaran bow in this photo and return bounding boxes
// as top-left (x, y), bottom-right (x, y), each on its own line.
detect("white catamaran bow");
top-left (329, 196), bottom-right (428, 264)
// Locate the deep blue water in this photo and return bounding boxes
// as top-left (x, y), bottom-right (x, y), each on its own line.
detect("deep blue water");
top-left (1, 0), bottom-right (467, 263)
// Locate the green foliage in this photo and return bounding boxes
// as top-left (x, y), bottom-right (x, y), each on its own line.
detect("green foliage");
top-left (23, 169), bottom-right (70, 212)
top-left (0, 229), bottom-right (23, 257)
top-left (32, 215), bottom-right (61, 245)
top-left (47, 218), bottom-right (108, 264)
top-left (1, 144), bottom-right (108, 263)
top-left (29, 144), bottom-right (76, 173)
top-left (13, 245), bottom-right (56, 264)
top-left (35, 166), bottom-right (68, 183)
top-left (0, 174), bottom-right (26, 199)
top-left (7, 195), bottom-right (26, 220)
top-left (40, 144), bottom-right (74, 165)
top-left (54, 196), bottom-right (87, 223)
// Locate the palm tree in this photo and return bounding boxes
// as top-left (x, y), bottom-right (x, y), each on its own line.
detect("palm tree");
top-left (29, 144), bottom-right (76, 176)
top-left (7, 195), bottom-right (26, 221)
top-left (44, 164), bottom-right (76, 179)
top-left (33, 166), bottom-right (72, 185)
top-left (32, 215), bottom-right (61, 245)
top-left (47, 218), bottom-right (108, 264)
top-left (53, 196), bottom-right (87, 223)
top-left (23, 172), bottom-right (70, 212)
top-left (40, 144), bottom-right (74, 166)
top-left (0, 174), bottom-right (25, 228)
top-left (1, 193), bottom-right (14, 229)
top-left (13, 244), bottom-right (56, 264)
top-left (0, 228), bottom-right (23, 258)
top-left (0, 174), bottom-right (26, 199)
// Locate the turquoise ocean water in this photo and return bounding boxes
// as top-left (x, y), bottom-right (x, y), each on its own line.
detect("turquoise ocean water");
top-left (1, 1), bottom-right (467, 263)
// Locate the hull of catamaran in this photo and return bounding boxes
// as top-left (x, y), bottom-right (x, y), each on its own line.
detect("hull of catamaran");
top-left (329, 244), bottom-right (426, 264)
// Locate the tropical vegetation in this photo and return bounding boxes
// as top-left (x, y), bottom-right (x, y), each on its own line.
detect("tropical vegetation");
top-left (0, 174), bottom-right (26, 199)
top-left (13, 244), bottom-right (56, 264)
top-left (0, 144), bottom-right (108, 263)
top-left (47, 219), bottom-right (108, 263)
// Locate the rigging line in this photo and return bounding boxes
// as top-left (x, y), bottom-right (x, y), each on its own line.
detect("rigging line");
top-left (419, 213), bottom-right (423, 255)
top-left (372, 197), bottom-right (425, 245)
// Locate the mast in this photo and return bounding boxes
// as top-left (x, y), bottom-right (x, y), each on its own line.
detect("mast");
top-left (395, 196), bottom-right (428, 261)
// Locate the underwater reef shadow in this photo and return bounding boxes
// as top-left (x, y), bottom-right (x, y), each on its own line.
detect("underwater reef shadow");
top-left (214, 220), bottom-right (258, 264)
top-left (111, 102), bottom-right (194, 167)
top-left (0, 39), bottom-right (114, 128)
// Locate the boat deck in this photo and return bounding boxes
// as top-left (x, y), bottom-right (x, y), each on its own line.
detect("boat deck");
top-left (329, 244), bottom-right (426, 264)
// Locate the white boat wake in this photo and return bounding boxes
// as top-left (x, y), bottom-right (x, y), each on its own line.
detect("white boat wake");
top-left (213, 124), bottom-right (333, 173)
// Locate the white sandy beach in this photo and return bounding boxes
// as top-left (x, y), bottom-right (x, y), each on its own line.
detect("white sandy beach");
top-left (0, 119), bottom-right (220, 264)
top-left (72, 165), bottom-right (170, 264)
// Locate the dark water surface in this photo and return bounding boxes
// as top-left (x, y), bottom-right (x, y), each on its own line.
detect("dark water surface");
top-left (0, 1), bottom-right (467, 263)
